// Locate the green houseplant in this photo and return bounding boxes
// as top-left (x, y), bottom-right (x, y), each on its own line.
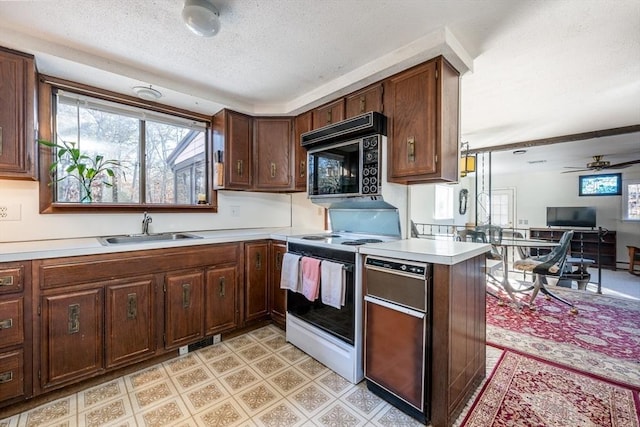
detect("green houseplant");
top-left (39, 138), bottom-right (121, 203)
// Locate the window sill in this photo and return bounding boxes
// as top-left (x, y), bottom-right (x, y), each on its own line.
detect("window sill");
top-left (41, 203), bottom-right (218, 214)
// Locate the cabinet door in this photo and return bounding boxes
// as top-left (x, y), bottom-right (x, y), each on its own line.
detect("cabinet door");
top-left (105, 278), bottom-right (155, 368)
top-left (165, 271), bottom-right (204, 349)
top-left (270, 242), bottom-right (287, 327)
top-left (386, 61), bottom-right (438, 180)
top-left (244, 242), bottom-right (270, 323)
top-left (345, 83), bottom-right (383, 118)
top-left (294, 112), bottom-right (312, 191)
top-left (205, 266), bottom-right (238, 335)
top-left (224, 110), bottom-right (253, 189)
top-left (0, 48), bottom-right (36, 180)
top-left (254, 118), bottom-right (293, 190)
top-left (41, 288), bottom-right (103, 388)
top-left (312, 99), bottom-right (345, 129)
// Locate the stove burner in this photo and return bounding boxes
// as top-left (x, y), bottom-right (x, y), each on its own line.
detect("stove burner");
top-left (341, 238), bottom-right (383, 246)
top-left (301, 234), bottom-right (342, 240)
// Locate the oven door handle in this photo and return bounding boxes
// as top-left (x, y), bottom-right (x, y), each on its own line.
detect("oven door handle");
top-left (365, 296), bottom-right (425, 319)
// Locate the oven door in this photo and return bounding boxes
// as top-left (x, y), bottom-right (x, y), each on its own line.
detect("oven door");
top-left (286, 259), bottom-right (355, 345)
top-left (308, 139), bottom-right (361, 198)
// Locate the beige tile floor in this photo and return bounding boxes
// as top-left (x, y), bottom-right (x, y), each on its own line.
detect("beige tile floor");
top-left (1, 325), bottom-right (501, 427)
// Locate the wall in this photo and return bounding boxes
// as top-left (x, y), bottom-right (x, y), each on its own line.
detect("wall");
top-left (407, 167), bottom-right (639, 267)
top-left (0, 179), bottom-right (323, 242)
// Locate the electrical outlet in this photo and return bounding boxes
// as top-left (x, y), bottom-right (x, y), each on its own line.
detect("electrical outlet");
top-left (0, 204), bottom-right (21, 221)
top-left (213, 334), bottom-right (221, 344)
top-left (230, 206), bottom-right (240, 217)
top-left (179, 345), bottom-right (188, 356)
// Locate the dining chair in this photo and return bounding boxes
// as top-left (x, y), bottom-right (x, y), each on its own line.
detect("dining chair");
top-left (513, 230), bottom-right (578, 313)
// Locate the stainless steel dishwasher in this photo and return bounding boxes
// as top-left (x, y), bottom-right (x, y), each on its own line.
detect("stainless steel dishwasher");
top-left (363, 255), bottom-right (432, 424)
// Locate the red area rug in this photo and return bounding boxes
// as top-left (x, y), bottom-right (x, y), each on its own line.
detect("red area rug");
top-left (461, 350), bottom-right (640, 427)
top-left (486, 287), bottom-right (640, 387)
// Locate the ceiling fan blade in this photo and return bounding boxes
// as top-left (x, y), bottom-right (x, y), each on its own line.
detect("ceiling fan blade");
top-left (561, 168), bottom-right (590, 174)
top-left (606, 159), bottom-right (640, 169)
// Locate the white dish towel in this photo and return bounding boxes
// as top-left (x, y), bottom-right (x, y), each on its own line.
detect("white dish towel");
top-left (280, 252), bottom-right (301, 292)
top-left (321, 260), bottom-right (345, 309)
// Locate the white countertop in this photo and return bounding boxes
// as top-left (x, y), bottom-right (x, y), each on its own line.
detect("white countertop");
top-left (1, 231), bottom-right (490, 266)
top-left (0, 227), bottom-right (320, 262)
top-left (359, 238), bottom-right (491, 265)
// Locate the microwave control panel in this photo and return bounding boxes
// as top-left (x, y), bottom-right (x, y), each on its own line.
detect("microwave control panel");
top-left (361, 135), bottom-right (380, 195)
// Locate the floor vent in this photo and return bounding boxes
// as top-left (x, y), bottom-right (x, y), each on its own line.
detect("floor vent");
top-left (188, 336), bottom-right (214, 352)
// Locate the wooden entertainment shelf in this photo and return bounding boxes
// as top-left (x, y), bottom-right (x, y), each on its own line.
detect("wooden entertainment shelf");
top-left (529, 227), bottom-right (617, 270)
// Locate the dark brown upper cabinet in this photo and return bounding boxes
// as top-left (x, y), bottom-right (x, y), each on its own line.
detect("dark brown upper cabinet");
top-left (0, 47), bottom-right (37, 180)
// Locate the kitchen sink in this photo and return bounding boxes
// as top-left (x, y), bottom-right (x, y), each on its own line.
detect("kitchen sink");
top-left (97, 232), bottom-right (202, 246)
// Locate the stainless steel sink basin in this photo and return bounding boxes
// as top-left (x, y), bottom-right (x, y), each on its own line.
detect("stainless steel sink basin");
top-left (98, 232), bottom-right (202, 246)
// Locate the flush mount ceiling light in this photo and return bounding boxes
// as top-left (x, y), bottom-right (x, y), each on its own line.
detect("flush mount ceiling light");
top-left (182, 0), bottom-right (220, 37)
top-left (132, 85), bottom-right (163, 101)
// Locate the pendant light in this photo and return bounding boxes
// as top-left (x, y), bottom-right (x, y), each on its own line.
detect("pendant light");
top-left (182, 0), bottom-right (221, 37)
top-left (460, 141), bottom-right (476, 178)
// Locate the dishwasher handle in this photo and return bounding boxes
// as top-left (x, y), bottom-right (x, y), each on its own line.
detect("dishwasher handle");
top-left (365, 296), bottom-right (425, 319)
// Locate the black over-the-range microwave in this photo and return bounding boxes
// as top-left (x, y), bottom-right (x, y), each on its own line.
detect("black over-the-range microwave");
top-left (301, 112), bottom-right (387, 201)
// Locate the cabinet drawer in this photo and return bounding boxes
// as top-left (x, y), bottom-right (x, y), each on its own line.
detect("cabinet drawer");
top-left (0, 349), bottom-right (24, 402)
top-left (0, 266), bottom-right (23, 294)
top-left (0, 297), bottom-right (23, 347)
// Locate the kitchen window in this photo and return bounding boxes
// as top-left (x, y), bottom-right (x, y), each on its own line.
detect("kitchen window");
top-left (38, 78), bottom-right (215, 213)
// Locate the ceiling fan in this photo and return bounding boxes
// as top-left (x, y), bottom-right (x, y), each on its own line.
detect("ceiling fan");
top-left (561, 155), bottom-right (640, 173)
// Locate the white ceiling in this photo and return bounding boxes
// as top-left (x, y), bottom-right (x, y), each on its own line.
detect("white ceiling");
top-left (0, 0), bottom-right (639, 164)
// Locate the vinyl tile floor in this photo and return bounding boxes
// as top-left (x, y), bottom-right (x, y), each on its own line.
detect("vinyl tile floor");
top-left (1, 325), bottom-right (502, 427)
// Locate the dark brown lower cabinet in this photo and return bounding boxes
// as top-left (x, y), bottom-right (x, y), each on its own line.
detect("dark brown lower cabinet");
top-left (205, 266), bottom-right (238, 335)
top-left (165, 270), bottom-right (204, 349)
top-left (269, 241), bottom-right (287, 327)
top-left (244, 241), bottom-right (270, 324)
top-left (105, 278), bottom-right (155, 368)
top-left (40, 288), bottom-right (103, 389)
top-left (0, 350), bottom-right (24, 402)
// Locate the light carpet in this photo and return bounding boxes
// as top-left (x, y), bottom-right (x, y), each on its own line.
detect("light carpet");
top-left (461, 350), bottom-right (640, 427)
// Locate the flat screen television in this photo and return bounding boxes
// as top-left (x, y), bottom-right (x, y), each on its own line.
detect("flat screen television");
top-left (546, 206), bottom-right (596, 228)
top-left (579, 173), bottom-right (622, 196)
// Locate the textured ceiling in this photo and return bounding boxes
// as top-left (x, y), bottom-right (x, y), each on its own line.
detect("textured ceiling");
top-left (0, 0), bottom-right (639, 157)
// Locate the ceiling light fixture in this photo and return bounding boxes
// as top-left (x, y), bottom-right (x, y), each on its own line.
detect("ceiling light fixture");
top-left (132, 85), bottom-right (163, 101)
top-left (182, 0), bottom-right (220, 37)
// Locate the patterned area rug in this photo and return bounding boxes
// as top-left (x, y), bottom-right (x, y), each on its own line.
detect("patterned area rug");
top-left (461, 350), bottom-right (640, 427)
top-left (487, 286), bottom-right (640, 387)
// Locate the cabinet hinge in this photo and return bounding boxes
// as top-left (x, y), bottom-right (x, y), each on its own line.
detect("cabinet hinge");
top-left (37, 304), bottom-right (41, 316)
top-left (38, 370), bottom-right (41, 379)
top-left (435, 154), bottom-right (438, 164)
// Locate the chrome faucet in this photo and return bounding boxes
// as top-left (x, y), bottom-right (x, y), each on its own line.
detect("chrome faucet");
top-left (141, 212), bottom-right (152, 235)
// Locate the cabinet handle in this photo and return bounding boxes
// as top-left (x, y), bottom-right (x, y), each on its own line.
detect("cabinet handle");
top-left (0, 371), bottom-right (13, 384)
top-left (127, 293), bottom-right (137, 319)
top-left (0, 318), bottom-right (13, 330)
top-left (0, 275), bottom-right (14, 287)
top-left (359, 96), bottom-right (366, 113)
top-left (270, 162), bottom-right (276, 178)
top-left (276, 253), bottom-right (282, 267)
top-left (182, 283), bottom-right (191, 309)
top-left (300, 161), bottom-right (305, 178)
top-left (256, 253), bottom-right (262, 270)
top-left (219, 277), bottom-right (225, 297)
top-left (407, 137), bottom-right (416, 163)
top-left (68, 304), bottom-right (80, 334)
top-left (236, 160), bottom-right (243, 176)
top-left (327, 110), bottom-right (332, 124)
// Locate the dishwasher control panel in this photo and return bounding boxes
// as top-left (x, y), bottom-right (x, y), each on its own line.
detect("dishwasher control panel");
top-left (365, 256), bottom-right (427, 278)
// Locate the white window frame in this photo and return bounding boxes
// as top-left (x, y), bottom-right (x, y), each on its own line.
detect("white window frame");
top-left (622, 179), bottom-right (640, 221)
top-left (433, 185), bottom-right (454, 220)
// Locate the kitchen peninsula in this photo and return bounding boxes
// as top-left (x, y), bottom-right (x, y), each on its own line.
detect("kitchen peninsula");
top-left (1, 230), bottom-right (488, 427)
